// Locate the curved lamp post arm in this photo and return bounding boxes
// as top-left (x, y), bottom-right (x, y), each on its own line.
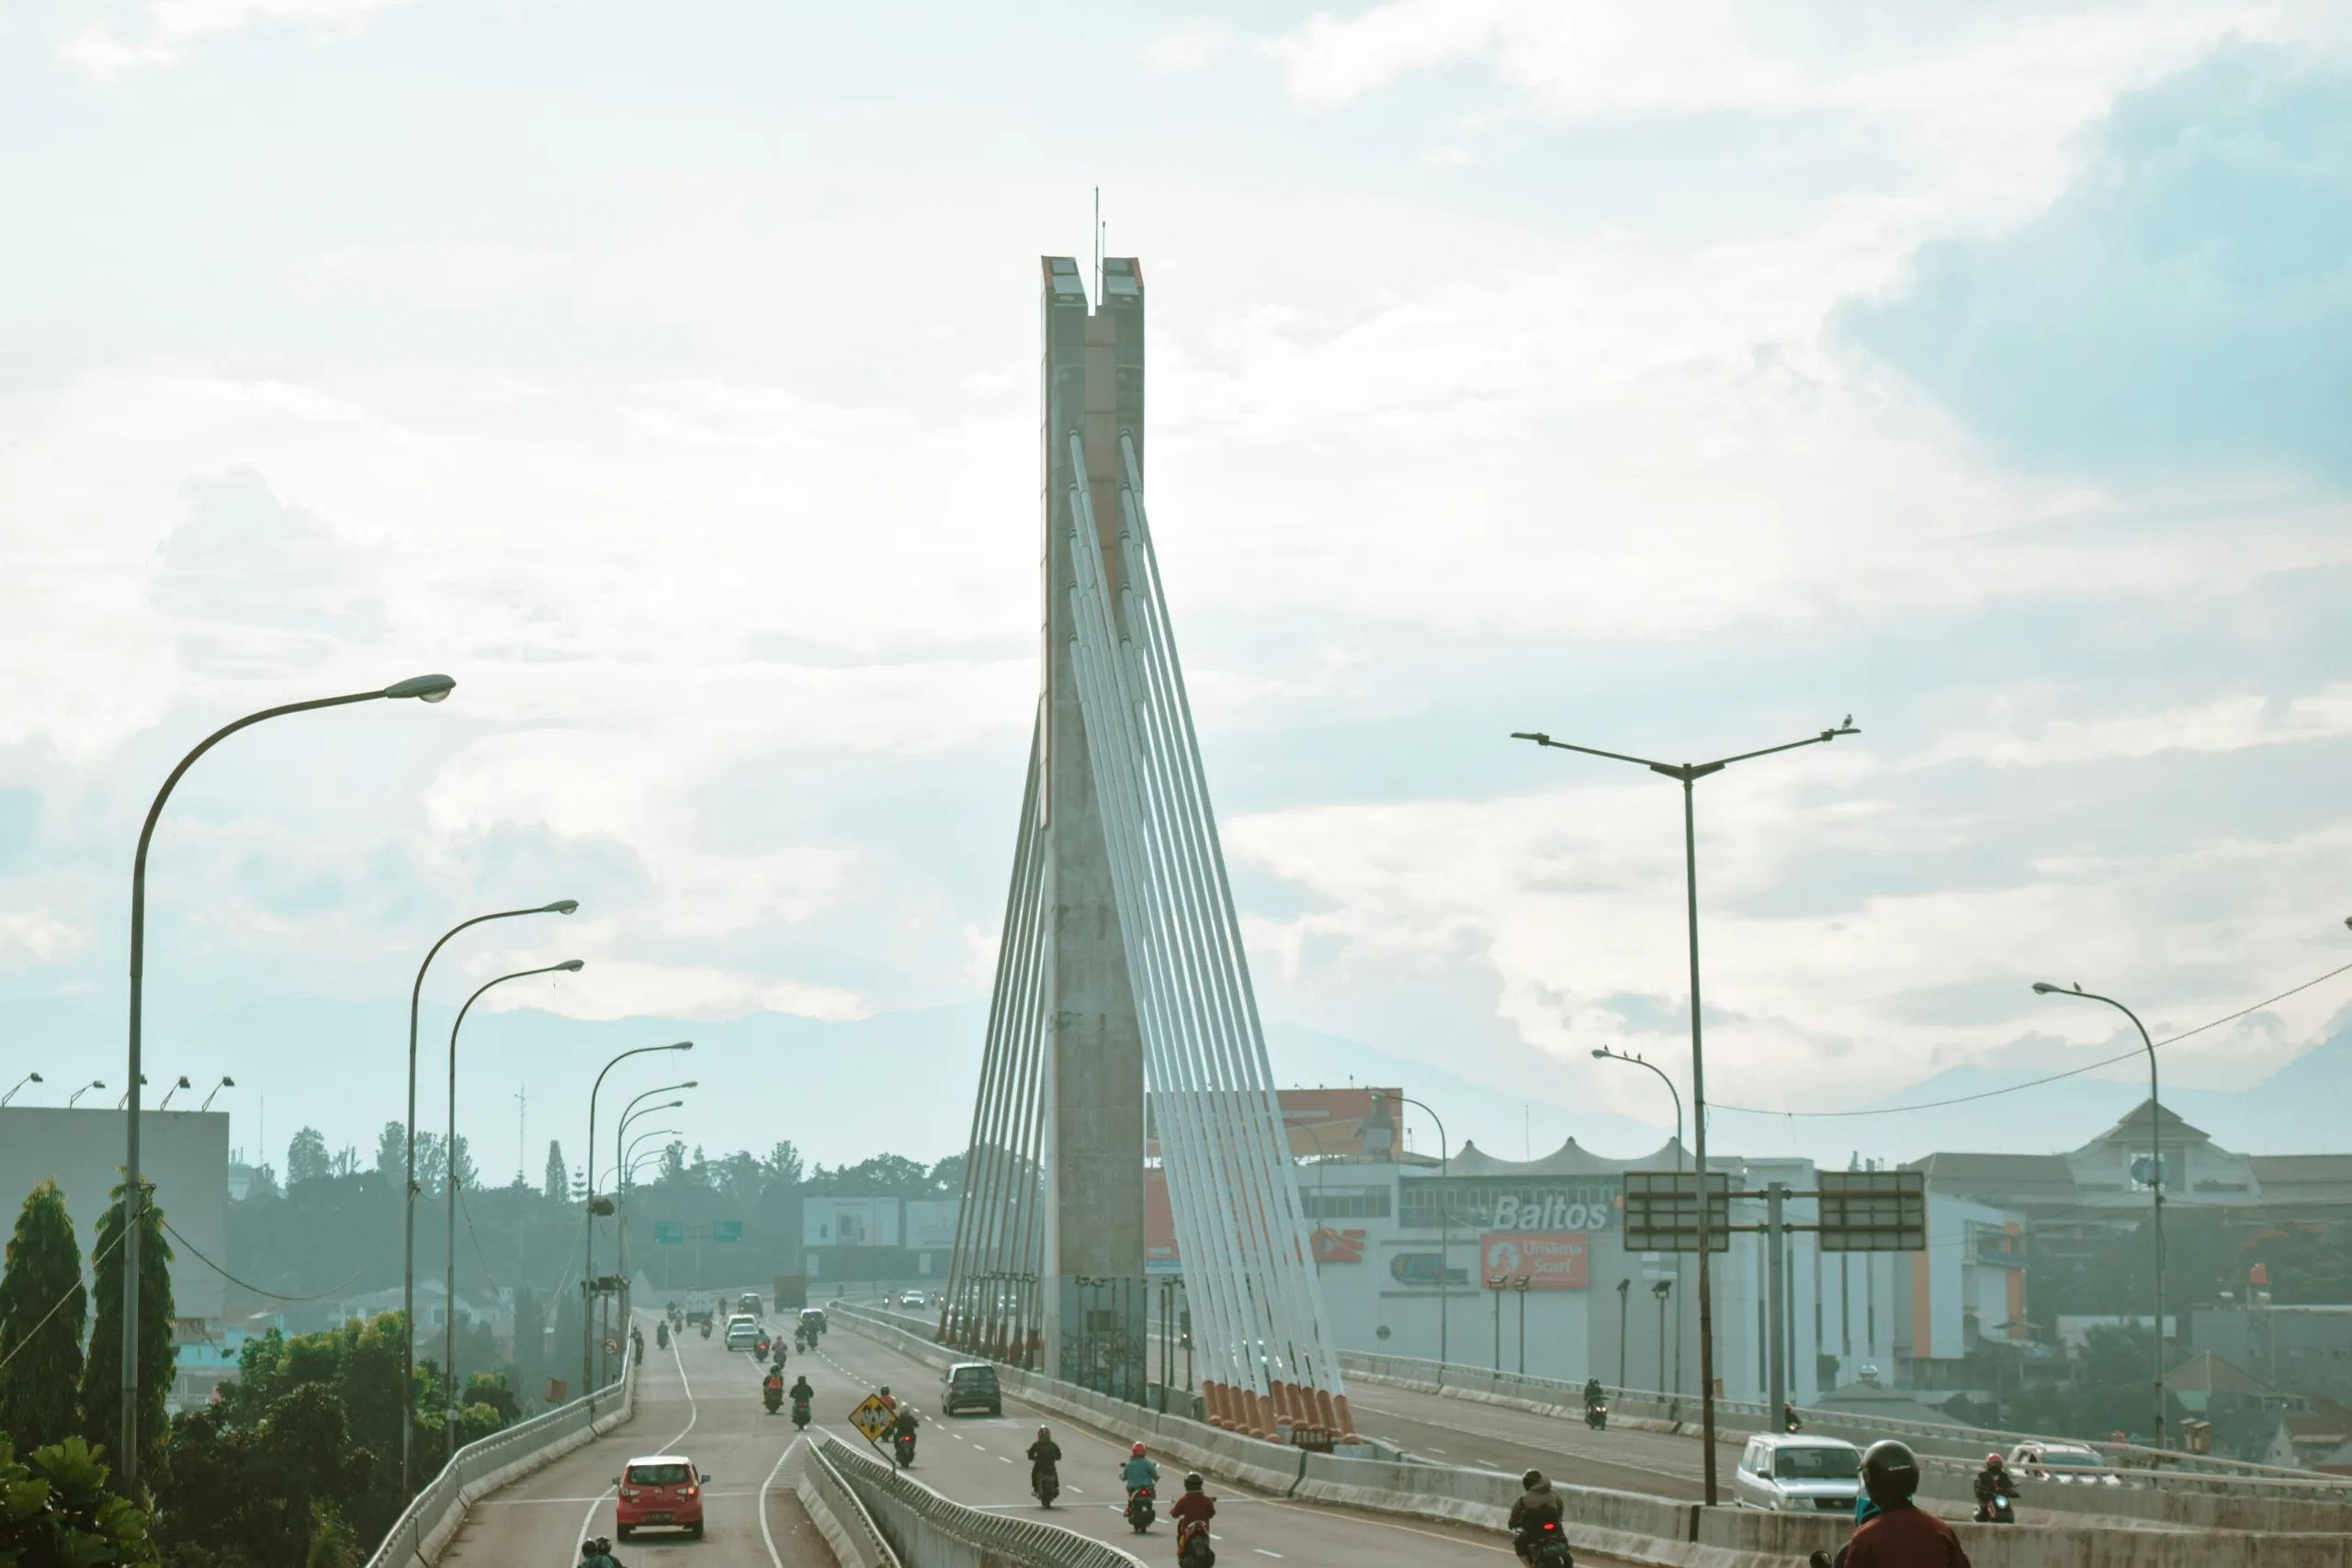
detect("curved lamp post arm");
top-left (619, 1105), bottom-right (686, 1190)
top-left (617, 1081), bottom-right (698, 1192)
top-left (127, 673), bottom-right (453, 1499)
top-left (583, 1042), bottom-right (692, 1394)
top-left (1392, 1094), bottom-right (1453, 1365)
top-left (2033, 980), bottom-right (2164, 1448)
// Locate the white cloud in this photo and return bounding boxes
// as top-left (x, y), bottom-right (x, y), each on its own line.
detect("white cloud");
top-left (1918, 685), bottom-right (2352, 771)
top-left (66, 0), bottom-right (425, 73)
top-left (1139, 23), bottom-right (1238, 74)
top-left (0, 910), bottom-right (90, 967)
top-left (1418, 144), bottom-right (1474, 167)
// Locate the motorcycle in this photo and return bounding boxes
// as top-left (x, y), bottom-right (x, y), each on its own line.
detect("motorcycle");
top-left (699, 1322), bottom-right (712, 1340)
top-left (1177, 1517), bottom-right (1215, 1568)
top-left (791, 1398), bottom-right (810, 1431)
top-left (1584, 1400), bottom-right (1607, 1431)
top-left (1973, 1494), bottom-right (2016, 1525)
top-left (1124, 1484), bottom-right (1156, 1534)
top-left (891, 1427), bottom-right (917, 1469)
top-left (1521, 1518), bottom-right (1573, 1568)
top-left (1032, 1468), bottom-right (1058, 1508)
top-left (655, 1324), bottom-right (670, 1349)
top-left (1783, 1405), bottom-right (1803, 1434)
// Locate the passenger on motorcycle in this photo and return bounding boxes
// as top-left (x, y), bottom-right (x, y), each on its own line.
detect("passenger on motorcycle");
top-left (1170, 1472), bottom-right (1216, 1564)
top-left (1509, 1470), bottom-right (1566, 1566)
top-left (1808, 1440), bottom-right (1970, 1568)
top-left (581, 1535), bottom-right (626, 1568)
top-left (1972, 1454), bottom-right (2018, 1520)
top-left (877, 1385), bottom-right (898, 1414)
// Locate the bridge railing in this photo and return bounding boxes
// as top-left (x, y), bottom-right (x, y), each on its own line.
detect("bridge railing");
top-left (1337, 1348), bottom-right (2352, 1495)
top-left (361, 1337), bottom-right (639, 1568)
top-left (811, 1432), bottom-right (1143, 1568)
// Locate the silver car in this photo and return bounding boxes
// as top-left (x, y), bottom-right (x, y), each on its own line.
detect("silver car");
top-left (1733, 1434), bottom-right (1863, 1513)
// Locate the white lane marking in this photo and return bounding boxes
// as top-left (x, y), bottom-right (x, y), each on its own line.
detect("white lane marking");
top-left (757, 1436), bottom-right (800, 1568)
top-left (575, 1319), bottom-right (698, 1562)
top-left (1254, 1551), bottom-right (1283, 1559)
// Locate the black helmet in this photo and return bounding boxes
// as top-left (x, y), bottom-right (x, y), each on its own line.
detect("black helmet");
top-left (1522, 1469), bottom-right (1546, 1490)
top-left (1184, 1472), bottom-right (1204, 1492)
top-left (1860, 1440), bottom-right (1920, 1506)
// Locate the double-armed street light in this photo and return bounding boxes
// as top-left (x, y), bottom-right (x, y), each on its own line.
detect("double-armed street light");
top-left (122, 671), bottom-right (455, 1498)
top-left (584, 1042), bottom-right (693, 1394)
top-left (442, 959), bottom-right (583, 1461)
top-left (1513, 716), bottom-right (1858, 1504)
top-left (2, 1071), bottom-right (40, 1106)
top-left (400, 896), bottom-right (576, 1495)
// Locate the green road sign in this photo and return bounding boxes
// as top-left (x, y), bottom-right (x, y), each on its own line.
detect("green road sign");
top-left (713, 1219), bottom-right (743, 1243)
top-left (653, 1221), bottom-right (685, 1245)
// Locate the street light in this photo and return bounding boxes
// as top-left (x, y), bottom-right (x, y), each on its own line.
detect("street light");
top-left (614, 1091), bottom-right (690, 1328)
top-left (156, 1075), bottom-right (194, 1110)
top-left (443, 959), bottom-right (582, 1460)
top-left (585, 1043), bottom-right (693, 1395)
top-left (400, 895), bottom-right (576, 1495)
top-left (2032, 979), bottom-right (2167, 1450)
top-left (117, 1076), bottom-right (149, 1109)
top-left (1514, 715), bottom-right (1857, 1504)
top-left (2, 1072), bottom-right (40, 1107)
top-left (198, 1076), bottom-right (236, 1112)
top-left (68, 1080), bottom-right (104, 1108)
top-left (1389, 1094), bottom-right (1453, 1366)
top-left (1594, 1045), bottom-right (1686, 1400)
top-left (121, 672), bottom-right (455, 1496)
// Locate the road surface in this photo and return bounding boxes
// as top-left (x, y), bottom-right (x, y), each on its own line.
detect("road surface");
top-left (442, 1314), bottom-right (836, 1568)
top-left (809, 1316), bottom-right (1628, 1568)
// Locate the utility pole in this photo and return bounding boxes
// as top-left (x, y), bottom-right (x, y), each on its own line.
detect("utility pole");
top-left (1617, 1278), bottom-right (1631, 1388)
top-left (1767, 1182), bottom-right (1788, 1427)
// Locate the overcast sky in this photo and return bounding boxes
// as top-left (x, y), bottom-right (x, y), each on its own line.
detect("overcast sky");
top-left (3, 0), bottom-right (2348, 1176)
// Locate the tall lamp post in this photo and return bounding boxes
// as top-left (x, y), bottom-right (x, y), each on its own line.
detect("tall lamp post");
top-left (615, 1089), bottom-right (692, 1325)
top-left (2, 1072), bottom-right (40, 1106)
top-left (1593, 1045), bottom-right (1686, 1398)
top-left (1391, 1095), bottom-right (1452, 1366)
top-left (443, 959), bottom-right (582, 1461)
top-left (2031, 979), bottom-right (2168, 1450)
top-left (124, 671), bottom-right (456, 1498)
top-left (585, 1043), bottom-right (693, 1395)
top-left (1514, 716), bottom-right (1857, 1504)
top-left (401, 894), bottom-right (577, 1496)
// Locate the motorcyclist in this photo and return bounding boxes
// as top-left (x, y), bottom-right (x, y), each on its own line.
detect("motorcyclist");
top-left (789, 1373), bottom-right (815, 1406)
top-left (655, 1321), bottom-right (670, 1349)
top-left (1026, 1426), bottom-right (1063, 1483)
top-left (877, 1384), bottom-right (898, 1414)
top-left (1582, 1377), bottom-right (1604, 1411)
top-left (889, 1403), bottom-right (920, 1461)
top-left (1170, 1472), bottom-right (1216, 1564)
top-left (1972, 1454), bottom-right (2018, 1521)
top-left (1807, 1440), bottom-right (1970, 1568)
top-left (581, 1536), bottom-right (625, 1568)
top-left (1784, 1402), bottom-right (1803, 1433)
top-left (1120, 1441), bottom-right (1160, 1501)
top-left (762, 1367), bottom-right (784, 1413)
top-left (699, 1320), bottom-right (711, 1339)
top-left (1508, 1469), bottom-right (1566, 1566)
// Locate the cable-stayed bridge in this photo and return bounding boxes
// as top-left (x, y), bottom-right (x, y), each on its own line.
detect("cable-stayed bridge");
top-left (938, 255), bottom-right (1351, 1442)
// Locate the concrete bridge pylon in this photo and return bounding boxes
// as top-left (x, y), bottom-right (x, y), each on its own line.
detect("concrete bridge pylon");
top-left (940, 256), bottom-right (1351, 1439)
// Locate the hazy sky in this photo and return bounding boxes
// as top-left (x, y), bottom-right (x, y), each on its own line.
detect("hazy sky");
top-left (3, 0), bottom-right (2349, 1174)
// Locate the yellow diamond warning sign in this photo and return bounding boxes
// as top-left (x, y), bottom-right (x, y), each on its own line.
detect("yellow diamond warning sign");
top-left (848, 1394), bottom-right (894, 1440)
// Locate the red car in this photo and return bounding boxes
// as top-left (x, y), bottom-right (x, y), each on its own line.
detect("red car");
top-left (616, 1453), bottom-right (707, 1540)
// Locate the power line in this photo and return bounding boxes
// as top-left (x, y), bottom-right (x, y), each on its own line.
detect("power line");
top-left (0, 1228), bottom-right (119, 1379)
top-left (1712, 959), bottom-right (2352, 1120)
top-left (162, 1217), bottom-right (386, 1303)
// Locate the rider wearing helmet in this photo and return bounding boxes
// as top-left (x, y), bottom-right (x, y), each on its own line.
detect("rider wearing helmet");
top-left (877, 1385), bottom-right (897, 1413)
top-left (1120, 1441), bottom-right (1160, 1496)
top-left (1170, 1472), bottom-right (1216, 1562)
top-left (1027, 1426), bottom-right (1063, 1480)
top-left (1507, 1469), bottom-right (1565, 1565)
top-left (1836, 1441), bottom-right (1970, 1568)
top-left (1972, 1453), bottom-right (2017, 1519)
top-left (581, 1536), bottom-right (625, 1568)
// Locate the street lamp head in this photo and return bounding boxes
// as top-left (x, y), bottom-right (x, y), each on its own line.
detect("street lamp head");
top-left (1510, 731), bottom-right (1550, 746)
top-left (544, 899), bottom-right (581, 915)
top-left (2031, 981), bottom-right (2059, 995)
top-left (28, 1072), bottom-right (40, 1084)
top-left (384, 673), bottom-right (457, 704)
top-left (220, 1076), bottom-right (234, 1088)
top-left (175, 1075), bottom-right (192, 1089)
top-left (557, 959), bottom-right (585, 973)
top-left (1590, 1048), bottom-right (1608, 1059)
top-left (1820, 715), bottom-right (1859, 740)
top-left (683, 1080), bottom-right (699, 1089)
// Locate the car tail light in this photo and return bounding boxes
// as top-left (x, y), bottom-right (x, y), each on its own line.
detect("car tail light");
top-left (684, 1486), bottom-right (698, 1498)
top-left (621, 1489), bottom-right (639, 1500)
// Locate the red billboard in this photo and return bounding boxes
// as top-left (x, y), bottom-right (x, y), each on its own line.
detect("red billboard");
top-left (1478, 1232), bottom-right (1589, 1290)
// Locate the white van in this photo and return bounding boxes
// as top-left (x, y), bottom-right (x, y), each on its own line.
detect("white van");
top-left (1733, 1434), bottom-right (1863, 1513)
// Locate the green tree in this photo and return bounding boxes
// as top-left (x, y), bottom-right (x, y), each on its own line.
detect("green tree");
top-left (447, 1134), bottom-right (479, 1194)
top-left (511, 1288), bottom-right (546, 1410)
top-left (762, 1141), bottom-right (804, 1190)
top-left (0, 1432), bottom-right (159, 1566)
top-left (374, 1122), bottom-right (406, 1182)
top-left (79, 1179), bottom-right (173, 1487)
top-left (0, 1179), bottom-right (87, 1451)
top-left (542, 1141), bottom-right (567, 1203)
top-left (286, 1128), bottom-right (331, 1190)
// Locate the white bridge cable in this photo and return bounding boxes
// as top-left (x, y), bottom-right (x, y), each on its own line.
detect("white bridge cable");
top-left (1062, 502), bottom-right (1255, 1400)
top-left (1114, 431), bottom-right (1340, 1403)
top-left (1063, 465), bottom-right (1259, 1401)
top-left (1068, 432), bottom-right (1345, 1415)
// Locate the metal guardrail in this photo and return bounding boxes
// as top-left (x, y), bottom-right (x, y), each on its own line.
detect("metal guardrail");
top-left (788, 1436), bottom-right (902, 1568)
top-left (1337, 1348), bottom-right (2352, 1495)
top-left (361, 1337), bottom-right (638, 1568)
top-left (815, 1432), bottom-right (1144, 1568)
